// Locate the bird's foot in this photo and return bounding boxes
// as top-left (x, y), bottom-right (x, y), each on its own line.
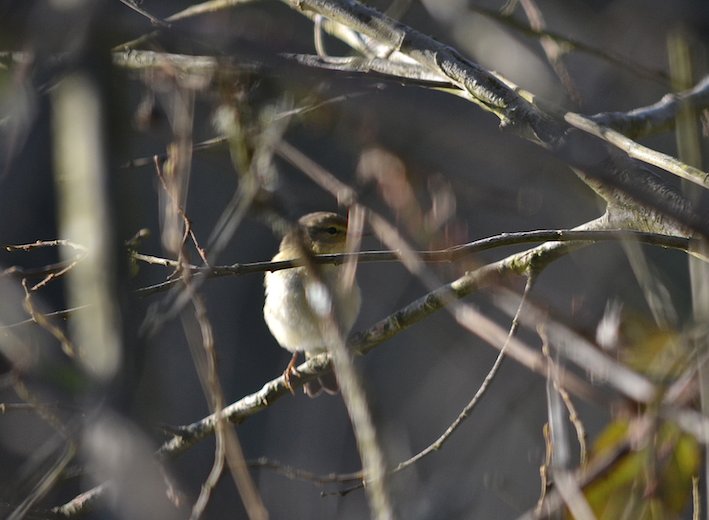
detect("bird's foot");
top-left (282, 352), bottom-right (300, 395)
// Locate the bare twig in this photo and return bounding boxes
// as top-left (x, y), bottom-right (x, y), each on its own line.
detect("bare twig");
top-left (390, 274), bottom-right (535, 473)
top-left (591, 75), bottom-right (709, 139)
top-left (566, 112), bottom-right (709, 190)
top-left (517, 0), bottom-right (581, 104)
top-left (1, 239), bottom-right (87, 288)
top-left (182, 281), bottom-right (267, 520)
top-left (134, 228), bottom-right (690, 271)
top-left (0, 402), bottom-right (81, 414)
top-left (248, 457), bottom-right (362, 485)
top-left (4, 240), bottom-right (87, 252)
top-left (465, 3), bottom-right (669, 84)
top-left (1, 260), bottom-right (85, 281)
top-left (539, 325), bottom-right (587, 468)
top-left (131, 228), bottom-right (693, 295)
top-left (0, 306), bottom-right (89, 330)
top-left (160, 0), bottom-right (259, 23)
top-left (183, 291), bottom-right (228, 520)
top-left (20, 279), bottom-right (75, 358)
top-left (153, 155), bottom-right (209, 267)
top-left (117, 0), bottom-right (171, 27)
top-left (113, 0), bottom-right (260, 50)
top-left (536, 423), bottom-right (553, 514)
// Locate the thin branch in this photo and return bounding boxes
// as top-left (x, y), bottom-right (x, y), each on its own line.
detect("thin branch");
top-left (1, 240), bottom-right (87, 287)
top-left (131, 229), bottom-right (693, 295)
top-left (182, 287), bottom-right (228, 520)
top-left (20, 280), bottom-right (75, 358)
top-left (590, 75), bottom-right (709, 139)
top-left (536, 423), bottom-right (553, 514)
top-left (465, 4), bottom-right (669, 84)
top-left (558, 377), bottom-right (587, 467)
top-left (1, 259), bottom-right (85, 281)
top-left (0, 306), bottom-right (89, 330)
top-left (517, 0), bottom-right (581, 104)
top-left (391, 274), bottom-right (535, 473)
top-left (0, 402), bottom-right (82, 414)
top-left (4, 240), bottom-right (87, 252)
top-left (539, 323), bottom-right (587, 468)
top-left (153, 155), bottom-right (209, 267)
top-left (117, 0), bottom-right (171, 27)
top-left (247, 457), bottom-right (362, 486)
top-left (113, 0), bottom-right (260, 50)
top-left (163, 0), bottom-right (259, 23)
top-left (566, 111), bottom-right (709, 190)
top-left (112, 50), bottom-right (226, 76)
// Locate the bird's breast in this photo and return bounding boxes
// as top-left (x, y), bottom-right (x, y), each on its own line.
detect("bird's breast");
top-left (264, 266), bottom-right (361, 354)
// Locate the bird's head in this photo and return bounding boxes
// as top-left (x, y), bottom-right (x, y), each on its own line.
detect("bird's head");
top-left (280, 212), bottom-right (350, 255)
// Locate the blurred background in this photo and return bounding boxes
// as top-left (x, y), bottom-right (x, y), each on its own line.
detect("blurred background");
top-left (0, 0), bottom-right (707, 518)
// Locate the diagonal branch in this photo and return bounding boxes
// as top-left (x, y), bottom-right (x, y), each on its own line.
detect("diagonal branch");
top-left (129, 228), bottom-right (692, 296)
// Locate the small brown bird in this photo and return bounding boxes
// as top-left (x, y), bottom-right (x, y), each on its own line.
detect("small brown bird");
top-left (263, 212), bottom-right (362, 397)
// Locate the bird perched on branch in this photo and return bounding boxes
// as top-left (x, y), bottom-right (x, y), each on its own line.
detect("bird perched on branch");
top-left (264, 212), bottom-right (361, 397)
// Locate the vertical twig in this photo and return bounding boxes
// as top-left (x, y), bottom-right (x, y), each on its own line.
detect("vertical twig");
top-left (668, 28), bottom-right (708, 514)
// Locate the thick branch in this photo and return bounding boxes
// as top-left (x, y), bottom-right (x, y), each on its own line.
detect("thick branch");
top-left (278, 0), bottom-right (707, 238)
top-left (107, 41), bottom-right (709, 236)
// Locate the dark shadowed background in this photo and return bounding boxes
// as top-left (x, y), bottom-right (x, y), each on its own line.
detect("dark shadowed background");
top-left (0, 0), bottom-right (707, 518)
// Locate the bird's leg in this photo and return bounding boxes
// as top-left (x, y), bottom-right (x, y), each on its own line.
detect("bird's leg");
top-left (282, 352), bottom-right (300, 394)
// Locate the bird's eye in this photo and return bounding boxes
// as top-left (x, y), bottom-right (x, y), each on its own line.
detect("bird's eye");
top-left (327, 226), bottom-right (338, 235)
